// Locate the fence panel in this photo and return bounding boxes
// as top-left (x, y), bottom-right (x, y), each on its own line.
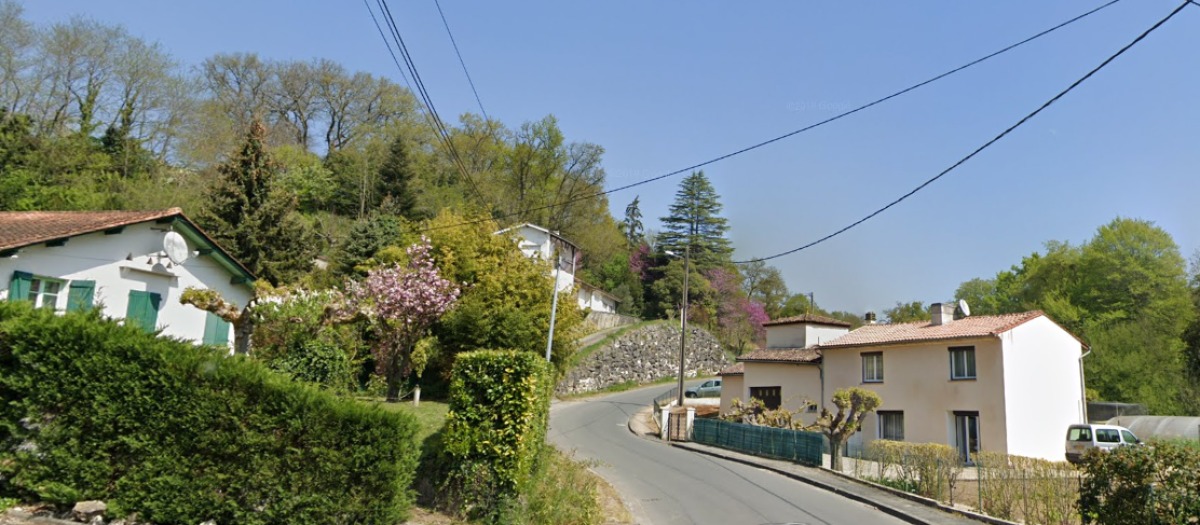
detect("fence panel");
top-left (692, 418), bottom-right (823, 467)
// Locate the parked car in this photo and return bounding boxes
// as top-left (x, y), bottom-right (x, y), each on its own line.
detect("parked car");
top-left (1065, 423), bottom-right (1141, 464)
top-left (685, 379), bottom-right (721, 398)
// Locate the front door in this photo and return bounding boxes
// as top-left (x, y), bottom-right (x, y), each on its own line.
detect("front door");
top-left (954, 411), bottom-right (980, 463)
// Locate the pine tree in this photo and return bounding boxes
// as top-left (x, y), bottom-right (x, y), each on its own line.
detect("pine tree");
top-left (658, 171), bottom-right (731, 265)
top-left (377, 136), bottom-right (419, 219)
top-left (621, 195), bottom-right (644, 246)
top-left (198, 119), bottom-right (317, 285)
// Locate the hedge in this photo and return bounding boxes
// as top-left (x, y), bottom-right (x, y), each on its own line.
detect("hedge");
top-left (431, 350), bottom-right (552, 521)
top-left (0, 302), bottom-right (418, 525)
top-left (1078, 440), bottom-right (1200, 525)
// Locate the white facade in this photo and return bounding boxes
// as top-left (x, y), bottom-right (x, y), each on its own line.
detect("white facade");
top-left (765, 323), bottom-right (850, 349)
top-left (1000, 316), bottom-right (1086, 460)
top-left (1, 220), bottom-right (253, 347)
top-left (496, 223), bottom-right (621, 314)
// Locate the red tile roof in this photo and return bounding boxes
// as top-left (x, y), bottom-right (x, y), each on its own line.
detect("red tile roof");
top-left (819, 311), bottom-right (1048, 349)
top-left (738, 346), bottom-right (823, 364)
top-left (0, 208), bottom-right (184, 251)
top-left (718, 363), bottom-right (744, 376)
top-left (763, 313), bottom-right (852, 328)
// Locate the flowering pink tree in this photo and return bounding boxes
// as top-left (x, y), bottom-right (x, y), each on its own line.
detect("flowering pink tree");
top-left (347, 236), bottom-right (460, 402)
top-left (706, 267), bottom-right (770, 354)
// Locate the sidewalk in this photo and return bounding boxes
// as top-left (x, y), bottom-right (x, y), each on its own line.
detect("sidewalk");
top-left (628, 407), bottom-right (1012, 525)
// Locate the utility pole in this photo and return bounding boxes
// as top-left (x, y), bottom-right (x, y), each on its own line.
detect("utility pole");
top-left (546, 237), bottom-right (562, 362)
top-left (676, 203), bottom-right (695, 408)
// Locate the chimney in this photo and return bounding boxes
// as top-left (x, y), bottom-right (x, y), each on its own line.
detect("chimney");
top-left (930, 303), bottom-right (956, 326)
top-left (864, 312), bottom-right (877, 325)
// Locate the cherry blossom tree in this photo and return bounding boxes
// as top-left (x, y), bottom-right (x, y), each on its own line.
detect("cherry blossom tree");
top-left (346, 236), bottom-right (460, 402)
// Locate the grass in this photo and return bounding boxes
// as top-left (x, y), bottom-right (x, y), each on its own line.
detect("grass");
top-left (364, 398), bottom-right (449, 444)
top-left (517, 447), bottom-right (630, 525)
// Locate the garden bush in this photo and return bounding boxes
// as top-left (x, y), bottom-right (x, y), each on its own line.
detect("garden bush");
top-left (1079, 440), bottom-right (1200, 525)
top-left (428, 350), bottom-right (553, 522)
top-left (0, 302), bottom-right (418, 525)
top-left (975, 452), bottom-right (1078, 524)
top-left (865, 440), bottom-right (962, 502)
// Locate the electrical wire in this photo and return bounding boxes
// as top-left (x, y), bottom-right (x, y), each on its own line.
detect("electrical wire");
top-left (433, 0), bottom-right (489, 121)
top-left (419, 0), bottom-right (1124, 232)
top-left (364, 0), bottom-right (489, 207)
top-left (733, 0), bottom-right (1192, 264)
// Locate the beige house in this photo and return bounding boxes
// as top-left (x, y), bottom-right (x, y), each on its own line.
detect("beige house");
top-left (725, 304), bottom-right (1087, 462)
top-left (722, 314), bottom-right (851, 415)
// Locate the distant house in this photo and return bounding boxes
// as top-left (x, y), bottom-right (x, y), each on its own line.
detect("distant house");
top-left (0, 209), bottom-right (255, 349)
top-left (725, 304), bottom-right (1086, 462)
top-left (494, 223), bottom-right (620, 314)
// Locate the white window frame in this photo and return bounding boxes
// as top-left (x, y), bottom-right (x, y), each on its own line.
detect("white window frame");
top-left (28, 276), bottom-right (65, 310)
top-left (862, 352), bottom-right (883, 383)
top-left (950, 346), bottom-right (976, 380)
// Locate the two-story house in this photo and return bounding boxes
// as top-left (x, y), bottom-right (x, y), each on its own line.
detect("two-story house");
top-left (0, 209), bottom-right (255, 349)
top-left (725, 314), bottom-right (851, 414)
top-left (724, 304), bottom-right (1087, 462)
top-left (494, 223), bottom-right (620, 314)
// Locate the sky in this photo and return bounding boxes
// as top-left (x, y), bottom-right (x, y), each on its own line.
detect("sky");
top-left (19, 0), bottom-right (1200, 316)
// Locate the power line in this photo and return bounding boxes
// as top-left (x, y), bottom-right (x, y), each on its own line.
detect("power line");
top-left (432, 0), bottom-right (489, 121)
top-left (364, 0), bottom-right (489, 207)
top-left (733, 0), bottom-right (1192, 265)
top-left (419, 0), bottom-right (1123, 232)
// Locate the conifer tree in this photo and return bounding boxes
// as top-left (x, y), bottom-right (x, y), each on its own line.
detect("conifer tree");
top-left (657, 171), bottom-right (731, 265)
top-left (198, 119), bottom-right (317, 285)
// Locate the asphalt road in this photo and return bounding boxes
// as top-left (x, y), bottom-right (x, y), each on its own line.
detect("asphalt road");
top-left (548, 384), bottom-right (908, 525)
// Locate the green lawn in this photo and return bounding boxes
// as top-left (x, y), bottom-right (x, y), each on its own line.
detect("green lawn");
top-left (367, 399), bottom-right (449, 443)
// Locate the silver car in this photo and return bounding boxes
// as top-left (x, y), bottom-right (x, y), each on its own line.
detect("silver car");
top-left (685, 379), bottom-right (721, 398)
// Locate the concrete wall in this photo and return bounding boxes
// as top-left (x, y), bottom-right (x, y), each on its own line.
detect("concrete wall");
top-left (822, 337), bottom-right (1009, 457)
top-left (720, 374), bottom-right (744, 414)
top-left (765, 323), bottom-right (848, 349)
top-left (741, 361), bottom-right (822, 418)
top-left (577, 286), bottom-right (618, 314)
top-left (1002, 316), bottom-right (1085, 461)
top-left (0, 222), bottom-right (252, 347)
top-left (556, 323), bottom-right (729, 395)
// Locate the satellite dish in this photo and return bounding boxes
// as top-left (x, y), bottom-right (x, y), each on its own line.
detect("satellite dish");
top-left (958, 299), bottom-right (971, 317)
top-left (163, 231), bottom-right (189, 265)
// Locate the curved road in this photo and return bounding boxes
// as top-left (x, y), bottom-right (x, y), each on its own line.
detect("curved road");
top-left (549, 384), bottom-right (906, 525)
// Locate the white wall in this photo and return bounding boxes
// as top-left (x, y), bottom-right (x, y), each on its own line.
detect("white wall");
top-left (765, 323), bottom-right (848, 349)
top-left (742, 361), bottom-right (822, 418)
top-left (576, 287), bottom-right (618, 314)
top-left (1001, 316), bottom-right (1084, 461)
top-left (0, 222), bottom-right (252, 347)
top-left (720, 374), bottom-right (744, 415)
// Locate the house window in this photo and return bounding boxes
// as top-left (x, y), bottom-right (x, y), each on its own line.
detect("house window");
top-left (862, 352), bottom-right (883, 383)
top-left (950, 346), bottom-right (976, 380)
top-left (749, 386), bottom-right (781, 410)
top-left (878, 411), bottom-right (904, 441)
top-left (8, 271), bottom-right (65, 310)
top-left (67, 280), bottom-right (96, 312)
top-left (806, 402), bottom-right (818, 413)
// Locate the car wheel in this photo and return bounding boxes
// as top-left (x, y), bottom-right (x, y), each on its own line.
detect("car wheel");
top-left (685, 392), bottom-right (697, 398)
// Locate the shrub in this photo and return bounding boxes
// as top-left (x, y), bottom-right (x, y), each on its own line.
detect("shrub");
top-left (0, 302), bottom-right (418, 525)
top-left (430, 350), bottom-right (553, 522)
top-left (865, 441), bottom-right (961, 502)
top-left (975, 452), bottom-right (1078, 524)
top-left (251, 289), bottom-right (363, 392)
top-left (1078, 440), bottom-right (1200, 525)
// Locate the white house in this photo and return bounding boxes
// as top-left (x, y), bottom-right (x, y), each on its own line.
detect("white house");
top-left (494, 223), bottom-right (621, 314)
top-left (0, 208), bottom-right (255, 348)
top-left (725, 304), bottom-right (1087, 462)
top-left (726, 314), bottom-right (852, 415)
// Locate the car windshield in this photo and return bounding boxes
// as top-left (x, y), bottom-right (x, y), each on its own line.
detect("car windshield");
top-left (1068, 427), bottom-right (1091, 441)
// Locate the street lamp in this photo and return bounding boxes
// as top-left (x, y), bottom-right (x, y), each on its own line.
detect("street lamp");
top-left (665, 245), bottom-right (691, 408)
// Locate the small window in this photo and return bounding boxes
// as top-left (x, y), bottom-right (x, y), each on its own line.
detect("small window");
top-left (950, 346), bottom-right (976, 380)
top-left (1095, 429), bottom-right (1120, 443)
top-left (1068, 427), bottom-right (1092, 442)
top-left (879, 411), bottom-right (904, 441)
top-left (862, 352), bottom-right (883, 383)
top-left (1120, 430), bottom-right (1139, 444)
top-left (806, 402), bottom-right (818, 413)
top-left (749, 386), bottom-right (781, 410)
top-left (28, 277), bottom-right (64, 310)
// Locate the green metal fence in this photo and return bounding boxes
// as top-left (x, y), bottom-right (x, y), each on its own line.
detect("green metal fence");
top-left (691, 418), bottom-right (823, 467)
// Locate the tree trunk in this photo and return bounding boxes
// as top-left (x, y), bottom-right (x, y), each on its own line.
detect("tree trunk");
top-left (233, 315), bottom-right (253, 355)
top-left (385, 355), bottom-right (404, 402)
top-left (829, 440), bottom-right (843, 471)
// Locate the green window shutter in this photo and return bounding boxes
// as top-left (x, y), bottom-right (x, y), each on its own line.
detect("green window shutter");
top-left (67, 280), bottom-right (96, 312)
top-left (126, 290), bottom-right (161, 332)
top-left (203, 312), bottom-right (230, 346)
top-left (8, 271), bottom-right (32, 303)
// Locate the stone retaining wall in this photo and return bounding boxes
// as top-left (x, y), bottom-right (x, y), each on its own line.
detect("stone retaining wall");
top-left (557, 323), bottom-right (730, 395)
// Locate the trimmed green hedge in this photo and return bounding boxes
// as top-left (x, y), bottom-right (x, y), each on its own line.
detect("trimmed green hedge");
top-left (1079, 440), bottom-right (1200, 524)
top-left (0, 302), bottom-right (418, 525)
top-left (432, 350), bottom-right (552, 521)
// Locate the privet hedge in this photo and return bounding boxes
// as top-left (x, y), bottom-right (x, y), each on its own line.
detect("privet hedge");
top-left (1079, 440), bottom-right (1200, 525)
top-left (432, 350), bottom-right (552, 521)
top-left (0, 302), bottom-right (418, 525)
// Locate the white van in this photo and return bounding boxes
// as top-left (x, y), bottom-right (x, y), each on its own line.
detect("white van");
top-left (1065, 424), bottom-right (1141, 464)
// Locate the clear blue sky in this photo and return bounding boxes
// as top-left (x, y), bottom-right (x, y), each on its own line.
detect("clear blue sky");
top-left (22, 1), bottom-right (1200, 316)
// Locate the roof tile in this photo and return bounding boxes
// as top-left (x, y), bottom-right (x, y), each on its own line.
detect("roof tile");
top-left (819, 311), bottom-right (1046, 348)
top-left (738, 346), bottom-right (823, 364)
top-left (763, 313), bottom-right (852, 327)
top-left (0, 209), bottom-right (183, 251)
